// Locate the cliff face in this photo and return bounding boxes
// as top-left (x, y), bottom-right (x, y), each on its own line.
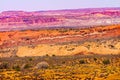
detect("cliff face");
top-left (0, 8), bottom-right (120, 57)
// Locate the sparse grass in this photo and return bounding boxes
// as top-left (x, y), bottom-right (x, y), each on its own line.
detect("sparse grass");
top-left (0, 54), bottom-right (120, 79)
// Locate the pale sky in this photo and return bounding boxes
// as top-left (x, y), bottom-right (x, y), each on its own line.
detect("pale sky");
top-left (0, 0), bottom-right (120, 12)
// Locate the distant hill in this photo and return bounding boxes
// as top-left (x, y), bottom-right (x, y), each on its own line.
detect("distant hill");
top-left (0, 8), bottom-right (120, 31)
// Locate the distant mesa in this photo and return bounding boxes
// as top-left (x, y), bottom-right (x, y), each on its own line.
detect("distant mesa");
top-left (0, 8), bottom-right (120, 31)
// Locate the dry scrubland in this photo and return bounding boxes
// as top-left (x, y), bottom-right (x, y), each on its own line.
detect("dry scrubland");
top-left (17, 38), bottom-right (120, 57)
top-left (0, 55), bottom-right (120, 80)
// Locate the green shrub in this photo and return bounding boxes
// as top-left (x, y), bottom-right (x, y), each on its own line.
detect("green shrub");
top-left (12, 65), bottom-right (21, 71)
top-left (79, 59), bottom-right (85, 64)
top-left (102, 59), bottom-right (110, 65)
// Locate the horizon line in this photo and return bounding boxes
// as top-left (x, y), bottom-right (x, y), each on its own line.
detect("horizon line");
top-left (0, 7), bottom-right (120, 13)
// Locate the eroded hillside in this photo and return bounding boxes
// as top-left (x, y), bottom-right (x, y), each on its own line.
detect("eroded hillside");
top-left (0, 24), bottom-right (120, 48)
top-left (0, 24), bottom-right (120, 57)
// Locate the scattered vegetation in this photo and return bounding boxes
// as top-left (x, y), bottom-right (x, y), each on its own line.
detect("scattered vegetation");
top-left (0, 54), bottom-right (120, 79)
top-left (0, 62), bottom-right (9, 69)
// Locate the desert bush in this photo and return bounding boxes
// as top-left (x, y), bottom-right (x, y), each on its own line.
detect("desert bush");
top-left (23, 64), bottom-right (31, 69)
top-left (99, 73), bottom-right (109, 78)
top-left (102, 59), bottom-right (110, 65)
top-left (0, 62), bottom-right (9, 69)
top-left (52, 54), bottom-right (56, 57)
top-left (45, 54), bottom-right (49, 57)
top-left (108, 44), bottom-right (115, 49)
top-left (35, 61), bottom-right (49, 69)
top-left (62, 61), bottom-right (65, 64)
top-left (28, 58), bottom-right (33, 61)
top-left (79, 59), bottom-right (86, 64)
top-left (86, 45), bottom-right (91, 49)
top-left (12, 65), bottom-right (20, 71)
top-left (93, 57), bottom-right (97, 62)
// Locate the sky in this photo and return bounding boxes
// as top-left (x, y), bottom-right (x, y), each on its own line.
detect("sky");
top-left (0, 0), bottom-right (120, 12)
